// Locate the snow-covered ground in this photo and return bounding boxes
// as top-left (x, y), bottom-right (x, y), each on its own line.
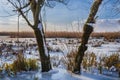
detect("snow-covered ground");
top-left (87, 42), bottom-right (120, 56)
top-left (0, 38), bottom-right (120, 80)
top-left (1, 68), bottom-right (119, 80)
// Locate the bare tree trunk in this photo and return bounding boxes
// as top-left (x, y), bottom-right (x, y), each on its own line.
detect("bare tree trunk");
top-left (73, 0), bottom-right (103, 74)
top-left (34, 26), bottom-right (52, 72)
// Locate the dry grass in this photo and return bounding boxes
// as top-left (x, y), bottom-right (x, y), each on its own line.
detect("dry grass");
top-left (102, 53), bottom-right (120, 69)
top-left (65, 51), bottom-right (97, 71)
top-left (1, 31), bottom-right (120, 39)
top-left (91, 32), bottom-right (120, 41)
top-left (4, 54), bottom-right (38, 75)
top-left (66, 51), bottom-right (77, 71)
top-left (82, 52), bottom-right (97, 70)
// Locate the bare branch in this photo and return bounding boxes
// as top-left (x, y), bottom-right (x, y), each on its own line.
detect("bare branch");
top-left (7, 0), bottom-right (33, 28)
top-left (19, 2), bottom-right (30, 10)
top-left (45, 0), bottom-right (69, 8)
top-left (7, 0), bottom-right (70, 28)
top-left (7, 0), bottom-right (18, 8)
top-left (18, 8), bottom-right (33, 28)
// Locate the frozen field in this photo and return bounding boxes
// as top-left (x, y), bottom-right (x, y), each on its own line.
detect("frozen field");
top-left (0, 38), bottom-right (120, 80)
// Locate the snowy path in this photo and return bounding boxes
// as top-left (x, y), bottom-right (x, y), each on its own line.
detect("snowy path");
top-left (2, 68), bottom-right (120, 80)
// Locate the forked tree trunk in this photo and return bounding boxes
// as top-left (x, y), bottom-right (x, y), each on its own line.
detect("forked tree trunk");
top-left (7, 0), bottom-right (52, 72)
top-left (73, 0), bottom-right (103, 74)
top-left (34, 26), bottom-right (52, 72)
top-left (30, 0), bottom-right (52, 72)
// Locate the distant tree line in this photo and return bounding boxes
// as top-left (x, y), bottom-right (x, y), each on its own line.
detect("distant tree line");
top-left (0, 32), bottom-right (34, 38)
top-left (0, 31), bottom-right (120, 39)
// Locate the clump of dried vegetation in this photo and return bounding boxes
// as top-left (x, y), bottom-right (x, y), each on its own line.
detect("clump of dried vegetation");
top-left (65, 51), bottom-right (77, 71)
top-left (2, 54), bottom-right (38, 76)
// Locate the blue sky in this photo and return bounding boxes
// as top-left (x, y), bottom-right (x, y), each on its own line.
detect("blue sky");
top-left (0, 0), bottom-right (120, 32)
top-left (44, 0), bottom-right (93, 24)
top-left (44, 0), bottom-right (120, 24)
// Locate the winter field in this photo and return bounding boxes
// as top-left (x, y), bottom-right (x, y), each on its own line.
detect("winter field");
top-left (0, 37), bottom-right (120, 80)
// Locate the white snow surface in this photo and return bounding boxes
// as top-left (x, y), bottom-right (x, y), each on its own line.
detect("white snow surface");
top-left (38, 23), bottom-right (43, 32)
top-left (0, 38), bottom-right (120, 80)
top-left (1, 68), bottom-right (119, 80)
top-left (87, 42), bottom-right (120, 56)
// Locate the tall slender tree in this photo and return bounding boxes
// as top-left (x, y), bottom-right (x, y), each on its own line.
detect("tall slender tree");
top-left (7, 0), bottom-right (69, 72)
top-left (73, 0), bottom-right (103, 74)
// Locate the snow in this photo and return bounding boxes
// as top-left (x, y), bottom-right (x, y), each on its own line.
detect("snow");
top-left (0, 38), bottom-right (120, 80)
top-left (87, 42), bottom-right (120, 56)
top-left (1, 68), bottom-right (119, 80)
top-left (48, 69), bottom-right (59, 74)
top-left (38, 23), bottom-right (43, 32)
top-left (48, 42), bottom-right (69, 54)
top-left (87, 23), bottom-right (95, 27)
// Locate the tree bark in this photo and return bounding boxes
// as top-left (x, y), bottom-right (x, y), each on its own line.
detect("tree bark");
top-left (30, 1), bottom-right (52, 72)
top-left (34, 27), bottom-right (52, 72)
top-left (73, 0), bottom-right (103, 74)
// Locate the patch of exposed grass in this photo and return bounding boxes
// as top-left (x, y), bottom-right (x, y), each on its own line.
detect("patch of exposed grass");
top-left (4, 54), bottom-right (38, 75)
top-left (66, 51), bottom-right (77, 71)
